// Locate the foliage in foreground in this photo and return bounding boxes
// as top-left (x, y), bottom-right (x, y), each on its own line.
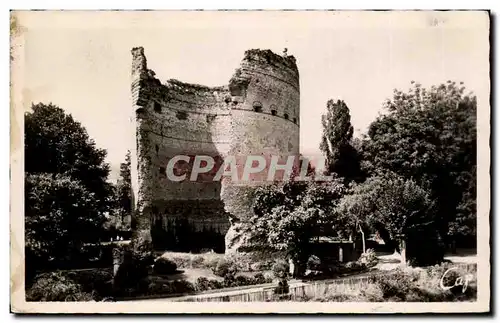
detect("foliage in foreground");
top-left (26, 270), bottom-right (112, 302)
top-left (297, 264), bottom-right (477, 302)
top-left (195, 273), bottom-right (273, 292)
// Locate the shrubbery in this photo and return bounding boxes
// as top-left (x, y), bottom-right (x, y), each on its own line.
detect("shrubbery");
top-left (304, 257), bottom-right (371, 280)
top-left (134, 278), bottom-right (196, 297)
top-left (307, 255), bottom-right (322, 271)
top-left (271, 259), bottom-right (291, 296)
top-left (272, 259), bottom-right (290, 279)
top-left (65, 268), bottom-right (113, 300)
top-left (194, 273), bottom-right (273, 292)
top-left (212, 258), bottom-right (238, 277)
top-left (112, 245), bottom-right (154, 295)
top-left (26, 272), bottom-right (96, 302)
top-left (274, 279), bottom-right (290, 295)
top-left (252, 273), bottom-right (268, 284)
top-left (305, 264), bottom-right (477, 302)
top-left (191, 255), bottom-right (205, 268)
top-left (358, 249), bottom-right (378, 268)
top-left (195, 277), bottom-right (224, 291)
top-left (153, 258), bottom-right (177, 275)
top-left (164, 252), bottom-right (223, 270)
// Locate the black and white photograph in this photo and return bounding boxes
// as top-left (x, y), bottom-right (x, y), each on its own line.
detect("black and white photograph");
top-left (9, 10), bottom-right (490, 313)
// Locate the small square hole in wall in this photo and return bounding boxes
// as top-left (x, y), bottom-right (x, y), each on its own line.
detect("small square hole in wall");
top-left (253, 101), bottom-right (263, 113)
top-left (154, 102), bottom-right (162, 113)
top-left (271, 110), bottom-right (277, 116)
top-left (176, 111), bottom-right (188, 120)
top-left (207, 114), bottom-right (216, 123)
top-left (284, 113), bottom-right (289, 120)
top-left (159, 166), bottom-right (166, 175)
top-left (293, 118), bottom-right (297, 124)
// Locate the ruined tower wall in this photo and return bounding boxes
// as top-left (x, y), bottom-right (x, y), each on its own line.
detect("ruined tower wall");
top-left (130, 47), bottom-right (154, 248)
top-left (131, 47), bottom-right (231, 252)
top-left (131, 47), bottom-right (300, 253)
top-left (223, 49), bottom-right (301, 252)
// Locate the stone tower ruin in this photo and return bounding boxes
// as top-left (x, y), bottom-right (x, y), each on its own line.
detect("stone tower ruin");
top-left (130, 47), bottom-right (300, 253)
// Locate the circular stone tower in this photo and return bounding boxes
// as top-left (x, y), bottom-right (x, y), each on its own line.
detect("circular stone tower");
top-left (223, 49), bottom-right (300, 252)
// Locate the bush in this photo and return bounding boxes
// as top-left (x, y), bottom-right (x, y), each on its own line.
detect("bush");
top-left (274, 278), bottom-right (289, 295)
top-left (358, 249), bottom-right (378, 268)
top-left (208, 279), bottom-right (224, 290)
top-left (65, 268), bottom-right (113, 300)
top-left (250, 262), bottom-right (268, 271)
top-left (344, 261), bottom-right (358, 271)
top-left (112, 247), bottom-right (153, 294)
top-left (191, 255), bottom-right (205, 268)
top-left (297, 264), bottom-right (477, 302)
top-left (195, 277), bottom-right (211, 291)
top-left (170, 256), bottom-right (191, 268)
top-left (234, 275), bottom-right (254, 286)
top-left (194, 277), bottom-right (225, 292)
top-left (170, 280), bottom-right (196, 294)
top-left (272, 259), bottom-right (290, 279)
top-left (205, 257), bottom-right (220, 271)
top-left (222, 273), bottom-right (257, 288)
top-left (133, 278), bottom-right (195, 297)
top-left (374, 271), bottom-right (415, 301)
top-left (252, 273), bottom-right (268, 284)
top-left (212, 258), bottom-right (238, 277)
top-left (194, 273), bottom-right (273, 292)
top-left (153, 258), bottom-right (177, 275)
top-left (307, 255), bottom-right (322, 271)
top-left (26, 272), bottom-right (95, 302)
top-left (223, 273), bottom-right (236, 287)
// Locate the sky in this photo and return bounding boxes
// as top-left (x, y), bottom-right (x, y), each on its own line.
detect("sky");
top-left (15, 11), bottom-right (490, 181)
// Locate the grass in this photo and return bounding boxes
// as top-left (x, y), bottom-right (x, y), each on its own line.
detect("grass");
top-left (158, 251), bottom-right (224, 270)
top-left (157, 251), bottom-right (274, 284)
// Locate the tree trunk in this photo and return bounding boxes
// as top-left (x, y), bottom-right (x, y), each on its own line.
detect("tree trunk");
top-left (399, 239), bottom-right (407, 266)
top-left (358, 223), bottom-right (366, 254)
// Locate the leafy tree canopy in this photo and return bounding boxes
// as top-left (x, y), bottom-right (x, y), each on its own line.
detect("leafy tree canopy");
top-left (111, 150), bottom-right (132, 231)
top-left (247, 180), bottom-right (348, 274)
top-left (360, 81), bottom-right (476, 240)
top-left (25, 173), bottom-right (106, 261)
top-left (25, 103), bottom-right (113, 214)
top-left (319, 99), bottom-right (364, 183)
top-left (24, 103), bottom-right (113, 264)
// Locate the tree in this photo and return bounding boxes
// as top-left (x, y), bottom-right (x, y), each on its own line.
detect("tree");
top-left (335, 182), bottom-right (377, 254)
top-left (337, 172), bottom-right (440, 265)
top-left (114, 150), bottom-right (132, 230)
top-left (24, 103), bottom-right (113, 266)
top-left (25, 103), bottom-right (113, 215)
top-left (247, 180), bottom-right (347, 276)
top-left (25, 173), bottom-right (105, 263)
top-left (360, 82), bottom-right (477, 246)
top-left (319, 99), bottom-right (363, 182)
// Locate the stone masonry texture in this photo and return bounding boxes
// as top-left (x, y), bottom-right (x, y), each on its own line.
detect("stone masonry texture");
top-left (130, 47), bottom-right (300, 253)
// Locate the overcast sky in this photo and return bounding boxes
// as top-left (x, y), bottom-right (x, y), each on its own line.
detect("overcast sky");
top-left (16, 11), bottom-right (489, 180)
